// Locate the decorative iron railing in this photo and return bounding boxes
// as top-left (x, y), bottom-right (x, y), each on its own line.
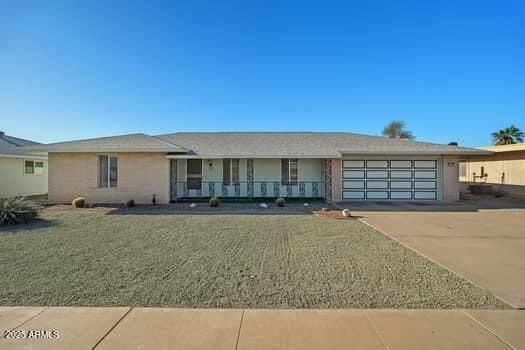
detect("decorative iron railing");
top-left (171, 181), bottom-right (325, 199)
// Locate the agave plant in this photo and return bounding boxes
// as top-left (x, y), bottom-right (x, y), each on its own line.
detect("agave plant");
top-left (0, 197), bottom-right (41, 225)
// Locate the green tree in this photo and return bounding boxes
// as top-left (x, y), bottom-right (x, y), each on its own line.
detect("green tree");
top-left (491, 125), bottom-right (524, 145)
top-left (382, 120), bottom-right (414, 139)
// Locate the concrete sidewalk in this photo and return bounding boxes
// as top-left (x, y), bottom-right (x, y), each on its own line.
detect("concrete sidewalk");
top-left (1, 307), bottom-right (524, 350)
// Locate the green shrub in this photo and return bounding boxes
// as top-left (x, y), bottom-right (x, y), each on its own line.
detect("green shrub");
top-left (0, 197), bottom-right (41, 225)
top-left (275, 197), bottom-right (285, 207)
top-left (126, 199), bottom-right (135, 207)
top-left (209, 197), bottom-right (220, 207)
top-left (71, 197), bottom-right (86, 208)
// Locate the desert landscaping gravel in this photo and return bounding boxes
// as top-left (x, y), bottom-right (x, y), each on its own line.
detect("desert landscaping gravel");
top-left (0, 209), bottom-right (507, 308)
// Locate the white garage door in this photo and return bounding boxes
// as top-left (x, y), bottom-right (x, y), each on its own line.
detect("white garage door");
top-left (342, 159), bottom-right (440, 200)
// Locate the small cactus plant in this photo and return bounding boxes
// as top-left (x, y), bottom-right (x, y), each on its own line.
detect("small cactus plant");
top-left (209, 197), bottom-right (220, 207)
top-left (275, 197), bottom-right (285, 207)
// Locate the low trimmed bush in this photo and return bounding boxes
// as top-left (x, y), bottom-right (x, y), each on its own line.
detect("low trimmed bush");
top-left (209, 197), bottom-right (220, 207)
top-left (126, 199), bottom-right (135, 207)
top-left (71, 197), bottom-right (86, 208)
top-left (275, 197), bottom-right (285, 207)
top-left (0, 197), bottom-right (41, 225)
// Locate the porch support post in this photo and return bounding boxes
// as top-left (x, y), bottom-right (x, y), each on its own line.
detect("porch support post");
top-left (247, 158), bottom-right (254, 197)
top-left (324, 159), bottom-right (332, 203)
top-left (170, 159), bottom-right (177, 201)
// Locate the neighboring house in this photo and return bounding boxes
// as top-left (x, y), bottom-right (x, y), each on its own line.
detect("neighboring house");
top-left (459, 143), bottom-right (525, 198)
top-left (0, 131), bottom-right (48, 198)
top-left (27, 132), bottom-right (490, 204)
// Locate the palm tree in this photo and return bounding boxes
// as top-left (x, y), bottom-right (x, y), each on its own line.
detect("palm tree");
top-left (382, 120), bottom-right (414, 139)
top-left (492, 125), bottom-right (524, 145)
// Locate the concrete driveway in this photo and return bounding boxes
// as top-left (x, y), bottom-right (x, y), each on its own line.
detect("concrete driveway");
top-left (351, 201), bottom-right (525, 309)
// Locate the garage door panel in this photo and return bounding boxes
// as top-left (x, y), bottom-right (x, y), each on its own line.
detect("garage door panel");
top-left (414, 181), bottom-right (437, 189)
top-left (390, 191), bottom-right (412, 199)
top-left (414, 160), bottom-right (437, 168)
top-left (343, 170), bottom-right (365, 178)
top-left (390, 181), bottom-right (412, 189)
top-left (366, 160), bottom-right (388, 168)
top-left (367, 170), bottom-right (388, 178)
top-left (367, 191), bottom-right (389, 199)
top-left (367, 181), bottom-right (388, 189)
top-left (414, 170), bottom-right (436, 179)
top-left (414, 191), bottom-right (437, 200)
top-left (343, 160), bottom-right (364, 168)
top-left (390, 160), bottom-right (412, 168)
top-left (390, 170), bottom-right (412, 179)
top-left (343, 191), bottom-right (365, 199)
top-left (343, 181), bottom-right (364, 189)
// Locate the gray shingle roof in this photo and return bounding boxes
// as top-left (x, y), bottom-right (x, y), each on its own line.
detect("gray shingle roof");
top-left (26, 133), bottom-right (188, 153)
top-left (27, 131), bottom-right (492, 157)
top-left (157, 132), bottom-right (492, 157)
top-left (0, 132), bottom-right (45, 157)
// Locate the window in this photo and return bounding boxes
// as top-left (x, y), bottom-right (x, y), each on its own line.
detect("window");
top-left (281, 158), bottom-right (298, 185)
top-left (187, 159), bottom-right (202, 190)
top-left (223, 158), bottom-right (240, 185)
top-left (99, 155), bottom-right (118, 188)
top-left (24, 160), bottom-right (44, 175)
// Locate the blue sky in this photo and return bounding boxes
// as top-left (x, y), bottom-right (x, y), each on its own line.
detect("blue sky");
top-left (1, 1), bottom-right (523, 146)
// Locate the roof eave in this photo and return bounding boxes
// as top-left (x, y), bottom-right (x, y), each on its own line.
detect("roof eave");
top-left (42, 148), bottom-right (179, 153)
top-left (339, 150), bottom-right (494, 156)
top-left (165, 154), bottom-right (341, 159)
top-left (0, 153), bottom-right (48, 159)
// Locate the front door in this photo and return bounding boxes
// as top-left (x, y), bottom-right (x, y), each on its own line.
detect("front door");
top-left (187, 159), bottom-right (202, 194)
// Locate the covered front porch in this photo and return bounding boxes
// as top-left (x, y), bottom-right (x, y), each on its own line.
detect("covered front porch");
top-left (168, 158), bottom-right (329, 201)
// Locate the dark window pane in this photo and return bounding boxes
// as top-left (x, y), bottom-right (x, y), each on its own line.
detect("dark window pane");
top-left (25, 160), bottom-right (34, 174)
top-left (223, 159), bottom-right (231, 185)
top-left (232, 159), bottom-right (240, 184)
top-left (109, 156), bottom-right (118, 187)
top-left (281, 159), bottom-right (289, 185)
top-left (187, 159), bottom-right (202, 175)
top-left (99, 156), bottom-right (108, 187)
top-left (290, 158), bottom-right (298, 184)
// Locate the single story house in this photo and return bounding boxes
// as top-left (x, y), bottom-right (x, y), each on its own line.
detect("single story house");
top-left (459, 143), bottom-right (525, 198)
top-left (0, 131), bottom-right (48, 198)
top-left (28, 132), bottom-right (491, 204)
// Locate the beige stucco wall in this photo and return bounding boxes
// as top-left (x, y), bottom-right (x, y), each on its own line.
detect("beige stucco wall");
top-left (460, 150), bottom-right (525, 185)
top-left (442, 155), bottom-right (460, 201)
top-left (0, 157), bottom-right (48, 197)
top-left (459, 150), bottom-right (525, 199)
top-left (48, 152), bottom-right (170, 204)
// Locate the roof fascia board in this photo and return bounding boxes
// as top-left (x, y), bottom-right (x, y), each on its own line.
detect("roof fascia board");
top-left (165, 154), bottom-right (340, 159)
top-left (0, 153), bottom-right (48, 160)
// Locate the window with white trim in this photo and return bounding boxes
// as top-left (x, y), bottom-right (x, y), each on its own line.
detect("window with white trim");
top-left (223, 158), bottom-right (240, 185)
top-left (99, 155), bottom-right (118, 188)
top-left (281, 158), bottom-right (298, 185)
top-left (24, 160), bottom-right (44, 175)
